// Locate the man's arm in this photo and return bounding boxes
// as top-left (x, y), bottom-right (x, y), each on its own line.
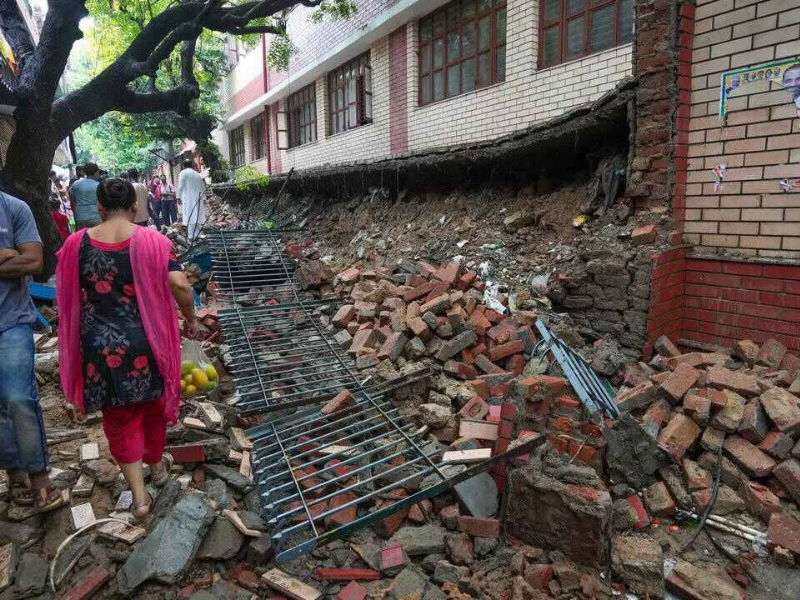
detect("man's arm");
top-left (0, 243), bottom-right (43, 278)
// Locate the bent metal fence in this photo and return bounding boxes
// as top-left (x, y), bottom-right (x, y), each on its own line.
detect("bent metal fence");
top-left (206, 229), bottom-right (545, 564)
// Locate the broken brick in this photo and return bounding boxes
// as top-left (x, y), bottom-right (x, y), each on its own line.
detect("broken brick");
top-left (757, 338), bottom-right (787, 369)
top-left (759, 431), bottom-right (795, 460)
top-left (458, 396), bottom-right (489, 420)
top-left (760, 387), bottom-right (800, 435)
top-left (774, 459), bottom-right (800, 504)
top-left (657, 413), bottom-right (701, 460)
top-left (60, 566), bottom-right (111, 600)
top-left (457, 516), bottom-right (500, 538)
top-left (332, 305), bottom-right (356, 328)
top-left (321, 390), bottom-right (356, 415)
top-left (643, 481), bottom-right (676, 517)
top-left (744, 481), bottom-right (782, 523)
top-left (659, 363), bottom-right (700, 404)
top-left (631, 224), bottom-right (657, 245)
top-left (488, 339), bottom-right (525, 362)
top-left (683, 394), bottom-right (710, 426)
top-left (768, 512), bottom-right (800, 560)
top-left (377, 333), bottom-right (408, 361)
top-left (723, 436), bottom-right (776, 478)
top-left (338, 581), bottom-right (367, 600)
top-left (738, 400), bottom-right (769, 444)
top-left (654, 335), bottom-right (681, 358)
top-left (706, 366), bottom-right (760, 398)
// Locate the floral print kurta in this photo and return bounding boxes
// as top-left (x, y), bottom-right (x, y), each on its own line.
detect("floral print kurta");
top-left (78, 232), bottom-right (181, 413)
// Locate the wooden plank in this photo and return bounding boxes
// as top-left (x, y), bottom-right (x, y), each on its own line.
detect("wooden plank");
top-left (224, 510), bottom-right (260, 538)
top-left (442, 448), bottom-right (492, 464)
top-left (0, 544), bottom-right (14, 592)
top-left (79, 443), bottom-right (100, 462)
top-left (70, 503), bottom-right (96, 530)
top-left (229, 427), bottom-right (253, 451)
top-left (262, 568), bottom-right (322, 600)
top-left (240, 450), bottom-right (253, 481)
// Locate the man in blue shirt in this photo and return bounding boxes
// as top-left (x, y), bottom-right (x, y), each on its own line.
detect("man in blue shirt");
top-left (0, 185), bottom-right (62, 512)
top-left (69, 162), bottom-right (101, 229)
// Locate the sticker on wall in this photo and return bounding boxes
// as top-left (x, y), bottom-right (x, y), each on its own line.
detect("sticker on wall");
top-left (780, 179), bottom-right (800, 193)
top-left (713, 164), bottom-right (727, 192)
top-left (719, 58), bottom-right (800, 119)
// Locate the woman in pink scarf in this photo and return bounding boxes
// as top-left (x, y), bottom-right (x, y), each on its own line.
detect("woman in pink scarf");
top-left (57, 178), bottom-right (199, 522)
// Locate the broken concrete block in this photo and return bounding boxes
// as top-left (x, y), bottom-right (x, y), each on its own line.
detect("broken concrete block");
top-left (611, 536), bottom-right (664, 598)
top-left (117, 493), bottom-right (215, 593)
top-left (506, 461), bottom-right (612, 566)
top-left (390, 525), bottom-right (447, 556)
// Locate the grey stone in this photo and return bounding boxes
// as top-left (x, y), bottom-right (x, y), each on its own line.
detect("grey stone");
top-left (474, 536), bottom-right (498, 558)
top-left (390, 525), bottom-right (446, 556)
top-left (9, 553), bottom-right (47, 599)
top-left (204, 479), bottom-right (231, 509)
top-left (522, 356), bottom-right (549, 378)
top-left (420, 553), bottom-right (446, 574)
top-left (455, 472), bottom-right (498, 517)
top-left (117, 493), bottom-right (215, 593)
top-left (433, 560), bottom-right (470, 584)
top-left (205, 464), bottom-right (254, 493)
top-left (246, 534), bottom-right (274, 565)
top-left (334, 329), bottom-right (352, 348)
top-left (81, 459), bottom-right (117, 486)
top-left (0, 522), bottom-right (41, 547)
top-left (418, 404), bottom-right (452, 429)
top-left (390, 565), bottom-right (429, 599)
top-left (237, 510), bottom-right (266, 532)
top-left (605, 414), bottom-right (672, 489)
top-left (658, 465), bottom-right (693, 510)
top-left (152, 478), bottom-right (182, 517)
top-left (422, 585), bottom-right (448, 600)
top-left (197, 517), bottom-right (244, 560)
top-left (241, 491), bottom-right (261, 514)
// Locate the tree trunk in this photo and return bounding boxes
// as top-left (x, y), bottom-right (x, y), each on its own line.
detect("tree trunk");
top-left (2, 106), bottom-right (61, 279)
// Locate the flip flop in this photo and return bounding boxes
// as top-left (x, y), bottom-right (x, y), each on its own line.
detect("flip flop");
top-left (10, 481), bottom-right (35, 507)
top-left (35, 486), bottom-right (66, 514)
top-left (151, 453), bottom-right (174, 488)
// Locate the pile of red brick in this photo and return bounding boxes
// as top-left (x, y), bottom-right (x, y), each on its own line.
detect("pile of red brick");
top-left (617, 334), bottom-right (800, 564)
top-left (329, 259), bottom-right (538, 384)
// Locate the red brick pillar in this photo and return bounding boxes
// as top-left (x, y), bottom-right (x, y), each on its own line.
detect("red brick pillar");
top-left (389, 25), bottom-right (409, 157)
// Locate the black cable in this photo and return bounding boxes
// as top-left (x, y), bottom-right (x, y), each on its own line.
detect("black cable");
top-left (680, 444), bottom-right (723, 554)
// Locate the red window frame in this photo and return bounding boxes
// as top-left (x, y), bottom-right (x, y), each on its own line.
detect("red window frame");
top-left (287, 84), bottom-right (318, 148)
top-left (327, 53), bottom-right (373, 135)
top-left (418, 0), bottom-right (507, 107)
top-left (250, 113), bottom-right (266, 160)
top-left (539, 0), bottom-right (633, 69)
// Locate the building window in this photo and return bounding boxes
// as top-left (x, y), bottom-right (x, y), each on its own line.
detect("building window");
top-left (226, 35), bottom-right (244, 69)
top-left (229, 126), bottom-right (245, 168)
top-left (328, 53), bottom-right (372, 135)
top-left (250, 114), bottom-right (266, 161)
top-left (288, 84), bottom-right (318, 148)
top-left (418, 0), bottom-right (507, 106)
top-left (539, 0), bottom-right (633, 68)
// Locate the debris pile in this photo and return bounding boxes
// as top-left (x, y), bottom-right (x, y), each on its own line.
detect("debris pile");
top-left (613, 335), bottom-right (800, 563)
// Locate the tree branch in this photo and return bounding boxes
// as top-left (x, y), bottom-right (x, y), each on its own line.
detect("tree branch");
top-left (17, 0), bottom-right (88, 102)
top-left (116, 84), bottom-right (200, 116)
top-left (0, 2), bottom-right (35, 88)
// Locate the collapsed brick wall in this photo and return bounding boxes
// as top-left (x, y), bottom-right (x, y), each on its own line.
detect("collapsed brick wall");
top-left (553, 252), bottom-right (655, 360)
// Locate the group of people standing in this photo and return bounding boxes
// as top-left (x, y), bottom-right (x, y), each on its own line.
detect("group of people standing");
top-left (0, 159), bottom-right (207, 520)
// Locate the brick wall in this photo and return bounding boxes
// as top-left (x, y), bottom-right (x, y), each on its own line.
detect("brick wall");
top-left (224, 41), bottom-right (265, 113)
top-left (404, 0), bottom-right (632, 152)
top-left (644, 0), bottom-right (800, 356)
top-left (683, 0), bottom-right (800, 259)
top-left (222, 0), bottom-right (634, 174)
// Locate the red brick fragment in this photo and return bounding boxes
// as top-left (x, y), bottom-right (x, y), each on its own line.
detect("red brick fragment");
top-left (757, 338), bottom-right (787, 369)
top-left (631, 224), bottom-right (657, 245)
top-left (338, 581), bottom-right (367, 600)
top-left (315, 568), bottom-right (381, 581)
top-left (59, 566), bottom-right (111, 600)
top-left (457, 516), bottom-right (500, 538)
top-left (321, 390), bottom-right (356, 415)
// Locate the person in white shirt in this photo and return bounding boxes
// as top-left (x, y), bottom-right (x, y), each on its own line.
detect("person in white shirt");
top-left (176, 160), bottom-right (206, 240)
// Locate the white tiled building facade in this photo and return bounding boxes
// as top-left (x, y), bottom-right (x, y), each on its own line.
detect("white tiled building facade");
top-left (214, 0), bottom-right (635, 175)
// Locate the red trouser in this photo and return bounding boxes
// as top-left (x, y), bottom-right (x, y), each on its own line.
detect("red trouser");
top-left (102, 400), bottom-right (167, 464)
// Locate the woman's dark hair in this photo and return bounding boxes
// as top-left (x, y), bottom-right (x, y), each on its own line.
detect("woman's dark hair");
top-left (97, 177), bottom-right (136, 211)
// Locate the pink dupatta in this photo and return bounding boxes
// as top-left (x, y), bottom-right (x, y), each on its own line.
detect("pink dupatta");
top-left (56, 226), bottom-right (182, 423)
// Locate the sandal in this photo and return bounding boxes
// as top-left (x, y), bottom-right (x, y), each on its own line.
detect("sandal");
top-left (35, 486), bottom-right (66, 514)
top-left (129, 493), bottom-right (154, 526)
top-left (10, 481), bottom-right (34, 507)
top-left (150, 453), bottom-right (174, 488)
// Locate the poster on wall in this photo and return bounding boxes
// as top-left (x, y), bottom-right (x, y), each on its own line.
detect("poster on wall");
top-left (719, 58), bottom-right (800, 119)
